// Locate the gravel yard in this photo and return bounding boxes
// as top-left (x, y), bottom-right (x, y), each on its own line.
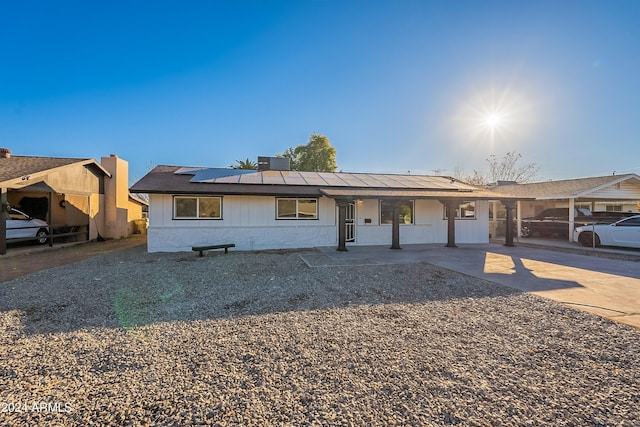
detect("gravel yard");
top-left (1, 245), bottom-right (639, 426)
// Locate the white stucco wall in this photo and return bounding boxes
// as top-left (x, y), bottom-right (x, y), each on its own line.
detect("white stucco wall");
top-left (147, 194), bottom-right (490, 252)
top-left (148, 194), bottom-right (337, 252)
top-left (354, 199), bottom-right (489, 245)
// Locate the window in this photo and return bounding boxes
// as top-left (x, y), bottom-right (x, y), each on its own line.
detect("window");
top-left (606, 205), bottom-right (623, 212)
top-left (380, 200), bottom-right (414, 224)
top-left (277, 198), bottom-right (318, 219)
top-left (489, 203), bottom-right (507, 220)
top-left (174, 196), bottom-right (221, 219)
top-left (617, 217), bottom-right (640, 227)
top-left (444, 201), bottom-right (476, 219)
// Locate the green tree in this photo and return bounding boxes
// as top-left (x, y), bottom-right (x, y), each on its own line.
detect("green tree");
top-left (279, 147), bottom-right (300, 170)
top-left (281, 133), bottom-right (337, 172)
top-left (231, 158), bottom-right (258, 170)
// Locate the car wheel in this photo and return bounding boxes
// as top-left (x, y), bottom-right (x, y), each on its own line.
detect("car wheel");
top-left (578, 232), bottom-right (601, 247)
top-left (521, 225), bottom-right (532, 238)
top-left (35, 229), bottom-right (48, 245)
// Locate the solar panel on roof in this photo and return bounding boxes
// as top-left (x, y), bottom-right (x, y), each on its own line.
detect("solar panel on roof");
top-left (174, 166), bottom-right (484, 191)
top-left (184, 168), bottom-right (255, 183)
top-left (300, 172), bottom-right (330, 186)
top-left (281, 171), bottom-right (307, 185)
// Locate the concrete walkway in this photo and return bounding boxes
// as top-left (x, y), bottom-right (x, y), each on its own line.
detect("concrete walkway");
top-left (308, 243), bottom-right (640, 328)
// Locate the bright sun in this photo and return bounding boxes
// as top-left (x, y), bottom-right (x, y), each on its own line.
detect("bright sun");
top-left (484, 113), bottom-right (503, 130)
top-left (451, 86), bottom-right (536, 150)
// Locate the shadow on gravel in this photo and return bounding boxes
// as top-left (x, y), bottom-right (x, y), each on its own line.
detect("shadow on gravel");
top-left (0, 246), bottom-right (529, 335)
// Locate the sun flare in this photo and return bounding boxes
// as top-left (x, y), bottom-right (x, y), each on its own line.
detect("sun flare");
top-left (452, 86), bottom-right (536, 150)
top-left (484, 113), bottom-right (503, 130)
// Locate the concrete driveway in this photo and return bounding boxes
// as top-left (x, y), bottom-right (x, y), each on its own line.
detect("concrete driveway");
top-left (310, 243), bottom-right (640, 328)
top-left (0, 236), bottom-right (146, 283)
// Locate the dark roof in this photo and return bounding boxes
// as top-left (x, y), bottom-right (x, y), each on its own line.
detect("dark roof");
top-left (487, 174), bottom-right (640, 199)
top-left (175, 167), bottom-right (480, 190)
top-left (131, 165), bottom-right (529, 200)
top-left (0, 156), bottom-right (110, 186)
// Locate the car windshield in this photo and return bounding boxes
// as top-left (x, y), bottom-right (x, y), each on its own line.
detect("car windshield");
top-left (8, 209), bottom-right (30, 220)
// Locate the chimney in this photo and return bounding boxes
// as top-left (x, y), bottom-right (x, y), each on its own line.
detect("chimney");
top-left (257, 156), bottom-right (290, 171)
top-left (0, 148), bottom-right (10, 159)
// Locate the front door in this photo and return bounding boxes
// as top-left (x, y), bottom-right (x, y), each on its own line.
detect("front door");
top-left (345, 202), bottom-right (356, 242)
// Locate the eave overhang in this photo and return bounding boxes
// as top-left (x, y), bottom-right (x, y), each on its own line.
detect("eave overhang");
top-left (319, 188), bottom-right (532, 201)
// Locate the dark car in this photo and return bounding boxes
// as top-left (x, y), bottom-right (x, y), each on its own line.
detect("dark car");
top-left (521, 208), bottom-right (593, 238)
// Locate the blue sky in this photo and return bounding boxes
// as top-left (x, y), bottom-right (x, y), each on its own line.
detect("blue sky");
top-left (2, 0), bottom-right (639, 184)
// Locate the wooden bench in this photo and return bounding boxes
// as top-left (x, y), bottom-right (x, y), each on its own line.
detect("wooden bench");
top-left (192, 243), bottom-right (235, 257)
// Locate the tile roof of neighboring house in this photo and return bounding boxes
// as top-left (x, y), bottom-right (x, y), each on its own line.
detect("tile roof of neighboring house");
top-left (128, 194), bottom-right (149, 206)
top-left (487, 174), bottom-right (640, 199)
top-left (131, 165), bottom-right (528, 200)
top-left (0, 156), bottom-right (110, 187)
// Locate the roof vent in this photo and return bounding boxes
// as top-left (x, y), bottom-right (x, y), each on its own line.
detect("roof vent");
top-left (0, 148), bottom-right (10, 158)
top-left (258, 156), bottom-right (290, 171)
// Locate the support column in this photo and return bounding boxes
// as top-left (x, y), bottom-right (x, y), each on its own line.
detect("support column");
top-left (568, 198), bottom-right (575, 242)
top-left (48, 192), bottom-right (53, 247)
top-left (442, 200), bottom-right (459, 248)
top-left (0, 187), bottom-right (7, 255)
top-left (336, 200), bottom-right (348, 251)
top-left (516, 200), bottom-right (522, 239)
top-left (502, 200), bottom-right (516, 247)
top-left (390, 202), bottom-right (401, 250)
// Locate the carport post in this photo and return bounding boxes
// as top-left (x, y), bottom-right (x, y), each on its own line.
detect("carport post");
top-left (568, 198), bottom-right (575, 242)
top-left (502, 200), bottom-right (516, 247)
top-left (48, 193), bottom-right (53, 247)
top-left (0, 187), bottom-right (7, 255)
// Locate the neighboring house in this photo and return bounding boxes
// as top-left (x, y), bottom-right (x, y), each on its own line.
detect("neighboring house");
top-left (130, 159), bottom-right (526, 252)
top-left (487, 173), bottom-right (640, 241)
top-left (0, 150), bottom-right (148, 254)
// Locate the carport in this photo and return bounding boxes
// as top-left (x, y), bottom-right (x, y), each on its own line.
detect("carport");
top-left (0, 153), bottom-right (110, 255)
top-left (6, 181), bottom-right (95, 247)
top-left (489, 174), bottom-right (640, 242)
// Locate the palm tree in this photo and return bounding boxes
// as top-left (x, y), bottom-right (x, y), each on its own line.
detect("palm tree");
top-left (231, 158), bottom-right (257, 170)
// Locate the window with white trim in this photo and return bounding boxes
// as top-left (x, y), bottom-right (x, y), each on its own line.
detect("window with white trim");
top-left (276, 198), bottom-right (318, 219)
top-left (174, 196), bottom-right (222, 219)
top-left (443, 201), bottom-right (476, 219)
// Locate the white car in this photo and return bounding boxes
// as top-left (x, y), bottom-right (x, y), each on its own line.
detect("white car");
top-left (6, 207), bottom-right (49, 244)
top-left (574, 215), bottom-right (640, 249)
